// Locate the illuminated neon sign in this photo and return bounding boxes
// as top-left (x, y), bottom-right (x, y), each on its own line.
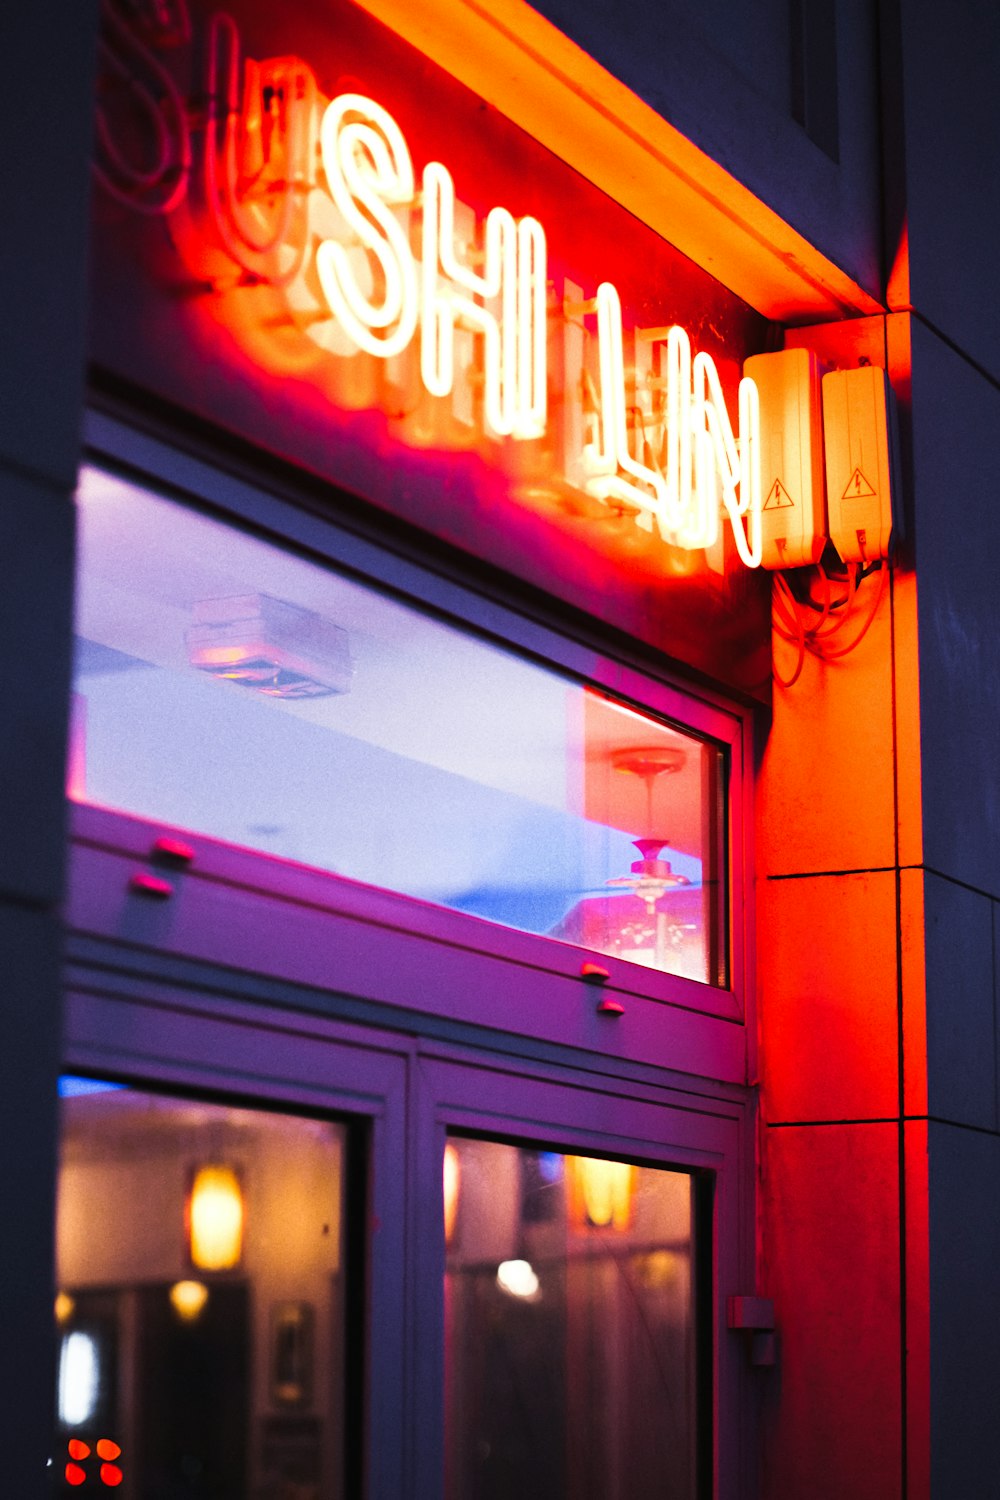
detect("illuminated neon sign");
top-left (96, 8), bottom-right (763, 571)
top-left (312, 95), bottom-right (761, 565)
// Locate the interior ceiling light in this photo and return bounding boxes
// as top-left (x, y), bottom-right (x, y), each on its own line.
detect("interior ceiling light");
top-left (570, 1155), bottom-right (634, 1230)
top-left (58, 1331), bottom-right (100, 1427)
top-left (187, 1164), bottom-right (244, 1271)
top-left (186, 593), bottom-right (352, 699)
top-left (169, 1279), bottom-right (210, 1322)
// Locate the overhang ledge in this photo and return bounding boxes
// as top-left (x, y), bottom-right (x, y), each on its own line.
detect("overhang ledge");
top-left (359, 0), bottom-right (884, 326)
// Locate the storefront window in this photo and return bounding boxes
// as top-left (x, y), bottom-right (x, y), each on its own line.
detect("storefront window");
top-left (71, 465), bottom-right (726, 983)
top-left (53, 1078), bottom-right (348, 1497)
top-left (444, 1136), bottom-right (699, 1500)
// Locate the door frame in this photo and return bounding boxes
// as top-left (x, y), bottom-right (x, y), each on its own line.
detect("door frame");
top-left (61, 972), bottom-right (411, 1500)
top-left (63, 930), bottom-right (755, 1499)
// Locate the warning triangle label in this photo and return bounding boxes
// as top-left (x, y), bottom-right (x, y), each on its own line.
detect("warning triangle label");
top-left (842, 467), bottom-right (877, 500)
top-left (763, 479), bottom-right (795, 511)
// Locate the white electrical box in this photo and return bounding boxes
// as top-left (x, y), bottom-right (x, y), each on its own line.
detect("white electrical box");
top-left (743, 347), bottom-right (827, 570)
top-left (821, 365), bottom-right (897, 564)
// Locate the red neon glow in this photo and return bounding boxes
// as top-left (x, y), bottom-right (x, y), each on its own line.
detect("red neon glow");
top-left (419, 157), bottom-right (546, 438)
top-left (93, 1), bottom-right (763, 567)
top-left (443, 1141), bottom-right (460, 1245)
top-left (67, 693), bottom-right (87, 802)
top-left (585, 283), bottom-right (761, 561)
top-left (100, 1462), bottom-right (124, 1487)
top-left (209, 70), bottom-right (762, 561)
top-left (67, 1439), bottom-right (91, 1461)
top-left (96, 1439), bottom-right (122, 1461)
top-left (65, 1462), bottom-right (87, 1486)
top-left (91, 0), bottom-right (772, 695)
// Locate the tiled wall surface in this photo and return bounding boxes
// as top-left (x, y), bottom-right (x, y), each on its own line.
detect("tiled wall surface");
top-left (756, 452), bottom-right (917, 1497)
top-left (759, 310), bottom-right (1000, 1498)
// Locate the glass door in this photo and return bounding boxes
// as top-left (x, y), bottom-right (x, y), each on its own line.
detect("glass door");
top-left (410, 1050), bottom-right (748, 1500)
top-left (443, 1136), bottom-right (701, 1500)
top-left (59, 963), bottom-right (749, 1499)
top-left (53, 1079), bottom-right (352, 1498)
top-left (57, 974), bottom-right (410, 1500)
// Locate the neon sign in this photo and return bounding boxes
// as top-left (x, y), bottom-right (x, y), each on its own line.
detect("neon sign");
top-left (311, 95), bottom-right (761, 564)
top-left (95, 5), bottom-right (764, 573)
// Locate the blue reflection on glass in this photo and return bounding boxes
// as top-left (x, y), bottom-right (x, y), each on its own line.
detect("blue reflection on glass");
top-left (58, 1076), bottom-right (128, 1098)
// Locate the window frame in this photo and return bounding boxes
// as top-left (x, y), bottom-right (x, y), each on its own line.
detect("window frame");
top-left (78, 407), bottom-right (756, 1041)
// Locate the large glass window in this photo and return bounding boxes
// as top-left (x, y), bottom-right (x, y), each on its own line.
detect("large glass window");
top-left (444, 1136), bottom-right (700, 1500)
top-left (72, 465), bottom-right (726, 982)
top-left (54, 1078), bottom-right (349, 1498)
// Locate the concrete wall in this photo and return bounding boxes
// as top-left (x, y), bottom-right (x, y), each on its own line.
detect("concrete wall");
top-left (906, 307), bottom-right (1000, 1500)
top-left (893, 7), bottom-right (1000, 1496)
top-left (755, 314), bottom-right (919, 1495)
top-left (1, 4), bottom-right (97, 1494)
top-left (754, 3), bottom-right (1000, 1495)
top-left (523, 0), bottom-right (884, 303)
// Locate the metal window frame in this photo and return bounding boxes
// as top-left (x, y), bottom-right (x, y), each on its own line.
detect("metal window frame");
top-left (408, 1039), bottom-right (754, 1500)
top-left (78, 407), bottom-right (756, 1049)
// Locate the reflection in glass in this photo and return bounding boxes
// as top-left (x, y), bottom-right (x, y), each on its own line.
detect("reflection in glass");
top-left (72, 466), bottom-right (726, 982)
top-left (57, 1332), bottom-right (100, 1427)
top-left (53, 1078), bottom-right (346, 1498)
top-left (445, 1136), bottom-right (699, 1500)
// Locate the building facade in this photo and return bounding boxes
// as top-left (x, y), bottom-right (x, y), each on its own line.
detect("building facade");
top-left (4, 0), bottom-right (1000, 1497)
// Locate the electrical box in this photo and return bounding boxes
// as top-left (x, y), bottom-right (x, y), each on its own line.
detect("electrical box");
top-left (743, 348), bottom-right (827, 570)
top-left (821, 365), bottom-right (897, 564)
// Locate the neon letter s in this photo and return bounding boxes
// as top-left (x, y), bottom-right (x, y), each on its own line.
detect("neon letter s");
top-left (316, 94), bottom-right (419, 358)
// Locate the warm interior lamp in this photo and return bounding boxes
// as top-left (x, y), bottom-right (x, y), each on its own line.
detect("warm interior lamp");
top-left (551, 743), bottom-right (702, 973)
top-left (571, 1155), bottom-right (634, 1230)
top-left (443, 1142), bottom-right (461, 1245)
top-left (55, 1291), bottom-right (75, 1325)
top-left (170, 1279), bottom-right (210, 1321)
top-left (188, 1164), bottom-right (244, 1271)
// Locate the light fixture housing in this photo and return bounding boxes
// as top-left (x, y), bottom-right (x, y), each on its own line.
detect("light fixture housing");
top-left (186, 593), bottom-right (353, 699)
